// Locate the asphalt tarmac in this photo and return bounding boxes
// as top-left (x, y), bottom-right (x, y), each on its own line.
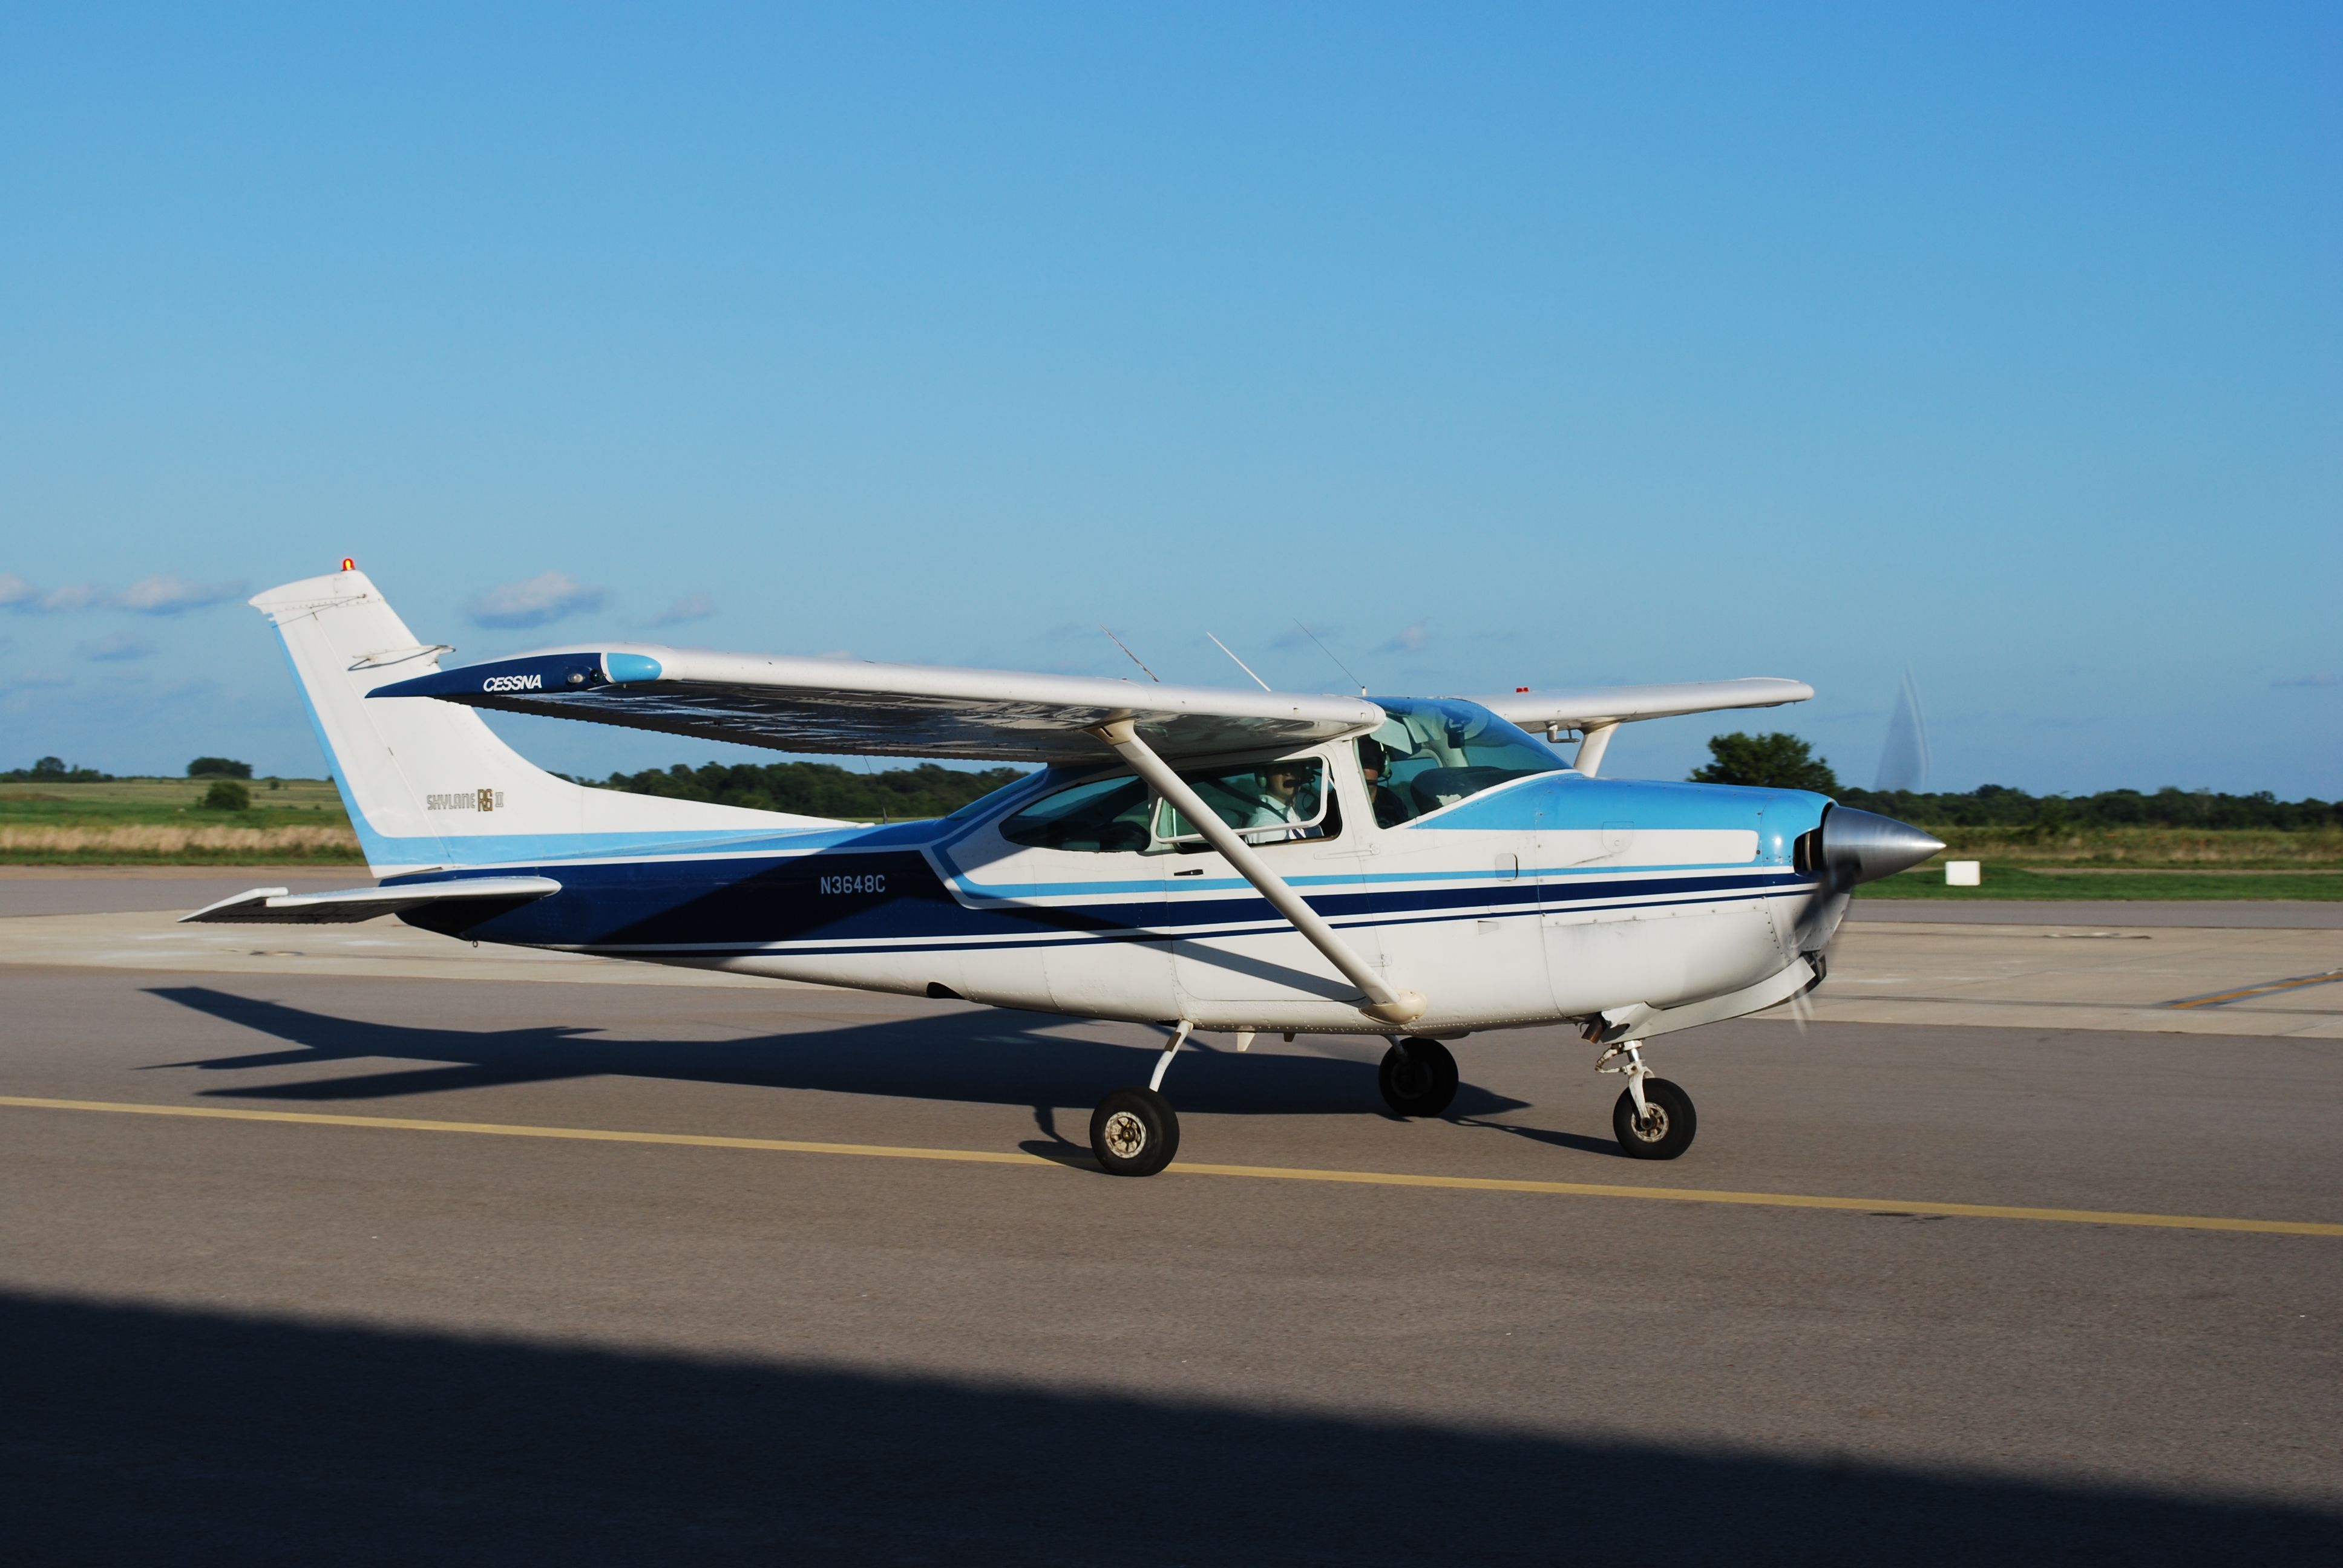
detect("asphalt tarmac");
top-left (1, 885), bottom-right (2339, 1564)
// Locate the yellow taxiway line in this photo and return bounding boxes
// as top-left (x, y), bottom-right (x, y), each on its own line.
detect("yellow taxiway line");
top-left (4, 1093), bottom-right (2339, 1238)
top-left (2161, 969), bottom-right (2343, 1010)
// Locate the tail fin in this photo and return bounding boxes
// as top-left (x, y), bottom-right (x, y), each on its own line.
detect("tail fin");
top-left (253, 566), bottom-right (838, 877)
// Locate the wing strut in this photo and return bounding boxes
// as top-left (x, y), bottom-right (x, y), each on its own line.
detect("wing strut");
top-left (1088, 719), bottom-right (1427, 1027)
top-left (1575, 722), bottom-right (1617, 776)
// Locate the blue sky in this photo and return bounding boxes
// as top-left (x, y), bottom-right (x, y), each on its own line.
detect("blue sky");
top-left (3, 3), bottom-right (2336, 794)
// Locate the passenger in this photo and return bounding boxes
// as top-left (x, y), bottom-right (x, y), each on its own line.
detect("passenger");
top-left (1356, 738), bottom-right (1412, 828)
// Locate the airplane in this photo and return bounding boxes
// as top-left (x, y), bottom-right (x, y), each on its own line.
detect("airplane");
top-left (186, 563), bottom-right (1944, 1177)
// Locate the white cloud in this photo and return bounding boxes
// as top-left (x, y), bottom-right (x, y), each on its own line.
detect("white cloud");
top-left (0, 574), bottom-right (241, 615)
top-left (115, 574), bottom-right (244, 615)
top-left (36, 583), bottom-right (105, 613)
top-left (1375, 619), bottom-right (1431, 655)
top-left (465, 571), bottom-right (608, 630)
top-left (80, 633), bottom-right (156, 662)
top-left (651, 591), bottom-right (716, 627)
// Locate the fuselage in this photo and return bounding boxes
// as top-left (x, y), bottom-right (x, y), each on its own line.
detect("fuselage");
top-left (401, 720), bottom-right (1838, 1037)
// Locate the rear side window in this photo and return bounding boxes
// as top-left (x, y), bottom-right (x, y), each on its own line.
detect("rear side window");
top-left (999, 774), bottom-right (1152, 852)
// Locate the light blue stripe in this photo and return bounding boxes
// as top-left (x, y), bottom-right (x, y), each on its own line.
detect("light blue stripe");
top-left (372, 823), bottom-right (904, 867)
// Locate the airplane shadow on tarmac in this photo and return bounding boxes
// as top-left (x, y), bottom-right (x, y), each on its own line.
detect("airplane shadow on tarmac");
top-left (5, 1289), bottom-right (2337, 1567)
top-left (139, 985), bottom-right (1639, 1155)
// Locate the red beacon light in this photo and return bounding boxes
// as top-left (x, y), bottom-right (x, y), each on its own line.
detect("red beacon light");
top-left (340, 558), bottom-right (356, 572)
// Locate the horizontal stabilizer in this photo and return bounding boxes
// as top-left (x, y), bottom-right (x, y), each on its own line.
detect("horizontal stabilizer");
top-left (370, 647), bottom-right (1384, 763)
top-left (180, 877), bottom-right (561, 925)
top-left (1466, 679), bottom-right (1813, 731)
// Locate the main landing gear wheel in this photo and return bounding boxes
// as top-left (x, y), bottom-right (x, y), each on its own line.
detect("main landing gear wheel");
top-left (1090, 1086), bottom-right (1180, 1177)
top-left (1613, 1077), bottom-right (1696, 1160)
top-left (1378, 1037), bottom-right (1459, 1117)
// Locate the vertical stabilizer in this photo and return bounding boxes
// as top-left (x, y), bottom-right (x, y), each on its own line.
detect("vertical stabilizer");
top-left (253, 566), bottom-right (839, 877)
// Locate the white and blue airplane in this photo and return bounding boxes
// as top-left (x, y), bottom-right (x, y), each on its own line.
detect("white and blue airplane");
top-left (188, 564), bottom-right (1942, 1176)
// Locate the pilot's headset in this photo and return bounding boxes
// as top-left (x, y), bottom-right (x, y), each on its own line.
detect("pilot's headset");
top-left (1357, 737), bottom-right (1389, 779)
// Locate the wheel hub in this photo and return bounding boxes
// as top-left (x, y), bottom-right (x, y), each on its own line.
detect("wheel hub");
top-left (1101, 1110), bottom-right (1149, 1158)
top-left (1630, 1103), bottom-right (1670, 1142)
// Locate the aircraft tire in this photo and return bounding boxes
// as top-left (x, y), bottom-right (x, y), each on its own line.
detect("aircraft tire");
top-left (1091, 1086), bottom-right (1180, 1177)
top-left (1613, 1077), bottom-right (1696, 1160)
top-left (1378, 1037), bottom-right (1459, 1117)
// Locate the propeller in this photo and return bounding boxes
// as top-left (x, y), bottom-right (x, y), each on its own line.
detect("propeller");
top-left (1873, 665), bottom-right (1932, 793)
top-left (1787, 669), bottom-right (1947, 1015)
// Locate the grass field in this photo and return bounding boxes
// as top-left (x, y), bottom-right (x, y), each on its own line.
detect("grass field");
top-left (1860, 865), bottom-right (2343, 901)
top-left (1928, 825), bottom-right (2343, 868)
top-left (0, 779), bottom-right (363, 863)
top-left (8, 782), bottom-right (2342, 894)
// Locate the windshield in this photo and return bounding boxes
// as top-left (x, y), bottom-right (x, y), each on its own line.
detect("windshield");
top-left (1357, 697), bottom-right (1563, 825)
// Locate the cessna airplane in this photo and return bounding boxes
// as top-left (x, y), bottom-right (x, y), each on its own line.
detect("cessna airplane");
top-left (188, 564), bottom-right (1942, 1176)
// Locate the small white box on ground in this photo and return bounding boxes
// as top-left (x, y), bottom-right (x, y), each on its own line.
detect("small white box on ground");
top-left (1945, 860), bottom-right (1982, 887)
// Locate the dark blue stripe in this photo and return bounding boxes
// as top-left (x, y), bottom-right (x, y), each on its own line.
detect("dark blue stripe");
top-left (421, 840), bottom-right (1812, 953)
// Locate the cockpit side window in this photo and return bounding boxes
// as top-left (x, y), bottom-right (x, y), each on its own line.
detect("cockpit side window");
top-left (1357, 697), bottom-right (1563, 824)
top-left (1153, 757), bottom-right (1334, 847)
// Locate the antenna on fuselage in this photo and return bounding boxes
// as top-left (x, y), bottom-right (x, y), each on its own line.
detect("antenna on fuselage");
top-left (1205, 632), bottom-right (1273, 692)
top-left (1099, 625), bottom-right (1161, 683)
top-left (854, 752), bottom-right (888, 824)
top-left (1293, 620), bottom-right (1366, 696)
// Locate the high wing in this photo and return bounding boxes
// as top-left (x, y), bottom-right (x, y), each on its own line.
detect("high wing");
top-left (370, 646), bottom-right (1385, 764)
top-left (1458, 677), bottom-right (1813, 776)
top-left (1463, 678), bottom-right (1814, 731)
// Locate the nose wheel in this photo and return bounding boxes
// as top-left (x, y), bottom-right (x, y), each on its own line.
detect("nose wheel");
top-left (1597, 1041), bottom-right (1697, 1160)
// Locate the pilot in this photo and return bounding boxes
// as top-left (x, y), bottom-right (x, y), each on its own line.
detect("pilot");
top-left (1357, 738), bottom-right (1411, 828)
top-left (1251, 762), bottom-right (1320, 841)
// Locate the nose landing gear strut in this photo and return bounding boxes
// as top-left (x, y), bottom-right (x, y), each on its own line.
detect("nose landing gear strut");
top-left (1596, 1040), bottom-right (1697, 1160)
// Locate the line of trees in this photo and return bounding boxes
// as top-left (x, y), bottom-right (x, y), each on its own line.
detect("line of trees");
top-left (1838, 784), bottom-right (2342, 831)
top-left (1691, 733), bottom-right (2342, 831)
top-left (592, 760), bottom-right (1031, 820)
top-left (10, 735), bottom-right (2332, 832)
top-left (1, 756), bottom-right (115, 783)
top-left (1, 756), bottom-right (257, 783)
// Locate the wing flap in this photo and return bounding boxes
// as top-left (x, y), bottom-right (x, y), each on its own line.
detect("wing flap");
top-left (180, 877), bottom-right (562, 925)
top-left (370, 647), bottom-right (1384, 763)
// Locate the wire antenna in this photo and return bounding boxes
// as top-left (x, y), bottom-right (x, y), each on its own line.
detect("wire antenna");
top-left (1205, 632), bottom-right (1273, 692)
top-left (1293, 620), bottom-right (1365, 696)
top-left (855, 753), bottom-right (888, 824)
top-left (1099, 624), bottom-right (1162, 682)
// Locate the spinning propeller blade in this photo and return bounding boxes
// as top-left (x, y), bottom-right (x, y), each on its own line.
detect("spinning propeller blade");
top-left (1872, 665), bottom-right (1931, 794)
